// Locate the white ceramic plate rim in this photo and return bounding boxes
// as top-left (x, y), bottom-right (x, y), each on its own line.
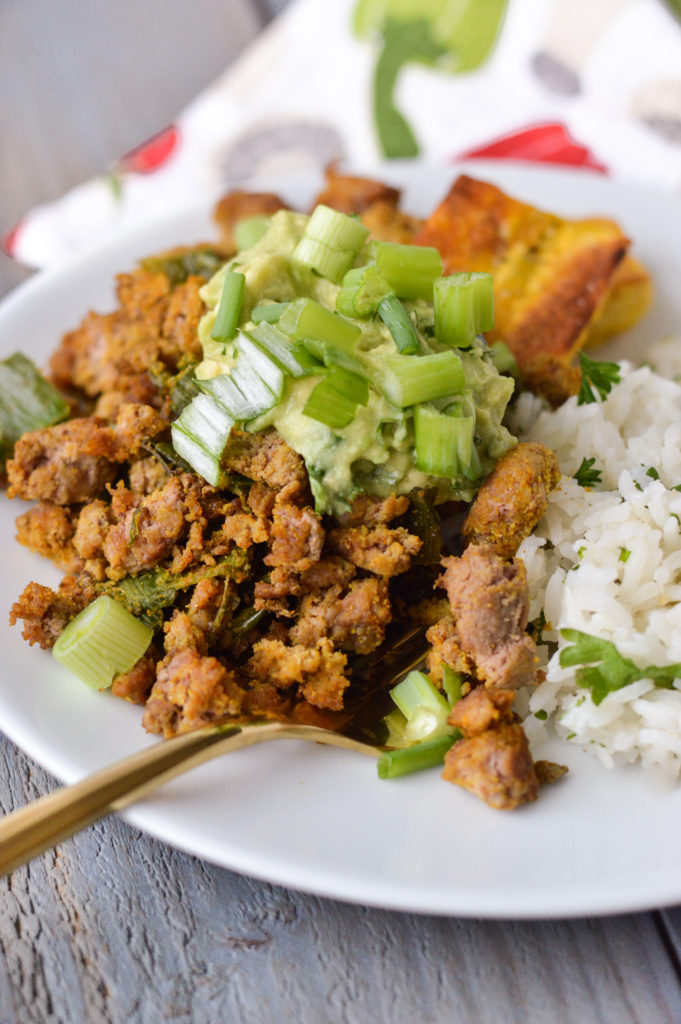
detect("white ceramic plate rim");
top-left (2, 161), bottom-right (681, 919)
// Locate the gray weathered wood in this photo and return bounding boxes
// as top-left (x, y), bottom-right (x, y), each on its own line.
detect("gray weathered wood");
top-left (3, 736), bottom-right (680, 1024)
top-left (2, 1), bottom-right (681, 1021)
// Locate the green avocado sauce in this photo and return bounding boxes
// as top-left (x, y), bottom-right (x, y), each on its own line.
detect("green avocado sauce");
top-left (195, 210), bottom-right (515, 514)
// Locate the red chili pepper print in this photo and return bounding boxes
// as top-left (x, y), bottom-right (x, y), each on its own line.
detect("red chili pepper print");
top-left (118, 125), bottom-right (181, 174)
top-left (454, 122), bottom-right (608, 173)
top-left (2, 220), bottom-right (24, 258)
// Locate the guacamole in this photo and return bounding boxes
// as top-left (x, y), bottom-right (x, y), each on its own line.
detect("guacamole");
top-left (193, 209), bottom-right (515, 514)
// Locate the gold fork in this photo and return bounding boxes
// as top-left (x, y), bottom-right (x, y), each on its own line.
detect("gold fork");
top-left (0, 625), bottom-right (428, 876)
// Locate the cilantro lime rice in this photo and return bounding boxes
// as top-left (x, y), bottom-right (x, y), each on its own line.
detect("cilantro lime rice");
top-left (509, 342), bottom-right (681, 774)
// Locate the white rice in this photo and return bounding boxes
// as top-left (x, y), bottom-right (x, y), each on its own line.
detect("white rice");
top-left (509, 339), bottom-right (681, 774)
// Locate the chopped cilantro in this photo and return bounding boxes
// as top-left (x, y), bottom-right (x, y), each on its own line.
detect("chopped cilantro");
top-left (618, 548), bottom-right (631, 563)
top-left (577, 353), bottom-right (621, 405)
top-left (559, 629), bottom-right (681, 705)
top-left (534, 709), bottom-right (548, 721)
top-left (577, 546), bottom-right (586, 560)
top-left (566, 732), bottom-right (577, 740)
top-left (634, 481), bottom-right (643, 492)
top-left (574, 457), bottom-right (602, 488)
top-left (646, 466), bottom-right (660, 480)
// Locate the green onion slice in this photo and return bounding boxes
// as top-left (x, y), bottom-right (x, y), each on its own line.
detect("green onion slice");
top-left (233, 215), bottom-right (270, 251)
top-left (302, 376), bottom-right (358, 429)
top-left (293, 205), bottom-right (370, 283)
top-left (433, 272), bottom-right (494, 348)
top-left (251, 302), bottom-right (289, 324)
top-left (199, 332), bottom-right (284, 422)
top-left (231, 334), bottom-right (285, 412)
top-left (390, 669), bottom-right (452, 743)
top-left (200, 371), bottom-right (262, 422)
top-left (211, 271), bottom-right (245, 343)
top-left (336, 265), bottom-right (392, 318)
top-left (374, 351), bottom-right (465, 408)
top-left (377, 294), bottom-right (420, 354)
top-left (300, 338), bottom-right (368, 378)
top-left (247, 323), bottom-right (311, 377)
top-left (305, 204), bottom-right (370, 252)
top-left (326, 366), bottom-right (369, 405)
top-left (170, 423), bottom-right (226, 487)
top-left (278, 297), bottom-right (361, 352)
top-left (171, 393), bottom-right (234, 485)
top-left (441, 664), bottom-right (463, 705)
top-left (293, 238), bottom-right (356, 284)
top-left (374, 241), bottom-right (443, 301)
top-left (377, 735), bottom-right (458, 780)
top-left (53, 595), bottom-right (153, 691)
top-left (413, 402), bottom-right (477, 479)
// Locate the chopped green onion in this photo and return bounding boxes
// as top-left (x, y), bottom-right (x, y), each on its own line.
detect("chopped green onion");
top-left (325, 366), bottom-right (369, 405)
top-left (305, 204), bottom-right (370, 253)
top-left (374, 241), bottom-right (443, 300)
top-left (302, 376), bottom-right (358, 429)
top-left (0, 353), bottom-right (70, 468)
top-left (231, 333), bottom-right (285, 412)
top-left (413, 402), bottom-right (477, 479)
top-left (247, 323), bottom-right (310, 377)
top-left (175, 393), bottom-right (234, 456)
top-left (390, 669), bottom-right (452, 743)
top-left (377, 294), bottom-right (420, 354)
top-left (171, 393), bottom-right (234, 485)
top-left (292, 239), bottom-right (356, 283)
top-left (293, 205), bottom-right (370, 283)
top-left (300, 338), bottom-right (368, 378)
top-left (374, 351), bottom-right (465, 407)
top-left (251, 302), bottom-right (289, 324)
top-left (434, 272), bottom-right (494, 347)
top-left (211, 271), bottom-right (245, 342)
top-left (441, 664), bottom-right (463, 705)
top-left (383, 708), bottom-right (410, 748)
top-left (199, 332), bottom-right (283, 422)
top-left (377, 735), bottom-right (458, 779)
top-left (53, 595), bottom-right (153, 691)
top-left (200, 371), bottom-right (262, 422)
top-left (290, 343), bottom-right (327, 375)
top-left (336, 265), bottom-right (392, 318)
top-left (233, 215), bottom-right (270, 251)
top-left (278, 297), bottom-right (361, 352)
top-left (170, 427), bottom-right (225, 487)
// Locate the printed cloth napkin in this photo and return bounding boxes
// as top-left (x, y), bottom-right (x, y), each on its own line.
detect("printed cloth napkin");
top-left (5, 0), bottom-right (681, 270)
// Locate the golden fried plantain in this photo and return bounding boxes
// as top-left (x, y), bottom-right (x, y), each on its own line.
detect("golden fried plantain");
top-left (312, 165), bottom-right (422, 244)
top-left (584, 255), bottom-right (653, 348)
top-left (414, 175), bottom-right (636, 367)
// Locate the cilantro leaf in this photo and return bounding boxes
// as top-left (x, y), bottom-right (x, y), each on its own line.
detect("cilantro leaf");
top-left (559, 629), bottom-right (681, 705)
top-left (577, 353), bottom-right (621, 406)
top-left (573, 457), bottom-right (602, 487)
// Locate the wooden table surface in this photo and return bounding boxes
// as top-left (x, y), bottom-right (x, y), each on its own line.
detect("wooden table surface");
top-left (1, 2), bottom-right (681, 1021)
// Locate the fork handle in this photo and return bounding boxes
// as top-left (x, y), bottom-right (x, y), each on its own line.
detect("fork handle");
top-left (0, 721), bottom-right (378, 875)
top-left (0, 721), bottom-right (295, 875)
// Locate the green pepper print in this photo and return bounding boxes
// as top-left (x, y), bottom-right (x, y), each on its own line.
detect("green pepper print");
top-left (353, 0), bottom-right (509, 158)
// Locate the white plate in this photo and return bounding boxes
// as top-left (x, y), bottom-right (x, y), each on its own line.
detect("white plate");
top-left (2, 162), bottom-right (681, 919)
